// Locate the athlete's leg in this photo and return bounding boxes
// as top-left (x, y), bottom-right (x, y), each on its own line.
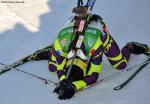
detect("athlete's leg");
top-left (101, 33), bottom-right (131, 70)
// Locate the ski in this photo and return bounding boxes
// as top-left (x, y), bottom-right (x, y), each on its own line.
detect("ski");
top-left (78, 57), bottom-right (150, 92)
top-left (0, 45), bottom-right (52, 75)
top-left (86, 0), bottom-right (96, 11)
top-left (114, 57), bottom-right (150, 90)
top-left (0, 56), bottom-right (31, 74)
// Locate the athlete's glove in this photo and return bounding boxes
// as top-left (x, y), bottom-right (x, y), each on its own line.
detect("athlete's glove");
top-left (53, 79), bottom-right (68, 94)
top-left (58, 80), bottom-right (76, 100)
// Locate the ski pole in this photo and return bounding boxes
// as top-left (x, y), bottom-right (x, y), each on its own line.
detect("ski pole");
top-left (100, 59), bottom-right (150, 82)
top-left (114, 57), bottom-right (150, 90)
top-left (0, 62), bottom-right (58, 85)
top-left (87, 0), bottom-right (96, 11)
top-left (79, 58), bottom-right (150, 91)
top-left (77, 0), bottom-right (83, 7)
top-left (66, 50), bottom-right (77, 78)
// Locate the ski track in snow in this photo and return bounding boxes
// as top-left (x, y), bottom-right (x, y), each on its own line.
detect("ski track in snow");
top-left (0, 0), bottom-right (150, 104)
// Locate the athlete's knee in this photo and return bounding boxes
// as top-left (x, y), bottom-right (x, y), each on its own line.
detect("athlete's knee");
top-left (49, 63), bottom-right (57, 72)
top-left (110, 57), bottom-right (128, 70)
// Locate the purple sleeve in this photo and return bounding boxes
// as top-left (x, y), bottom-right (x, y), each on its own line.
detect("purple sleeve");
top-left (52, 49), bottom-right (67, 80)
top-left (83, 44), bottom-right (104, 85)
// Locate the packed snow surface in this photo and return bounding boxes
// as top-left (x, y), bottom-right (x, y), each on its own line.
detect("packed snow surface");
top-left (0, 0), bottom-right (150, 104)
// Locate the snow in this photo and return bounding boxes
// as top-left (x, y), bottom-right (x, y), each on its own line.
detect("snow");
top-left (0, 0), bottom-right (150, 104)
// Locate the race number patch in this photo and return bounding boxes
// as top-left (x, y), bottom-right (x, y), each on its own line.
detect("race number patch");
top-left (60, 39), bottom-right (67, 46)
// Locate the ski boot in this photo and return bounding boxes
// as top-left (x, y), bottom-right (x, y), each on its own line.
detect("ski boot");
top-left (127, 42), bottom-right (150, 56)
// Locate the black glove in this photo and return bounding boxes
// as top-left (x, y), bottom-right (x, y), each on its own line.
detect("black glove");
top-left (53, 79), bottom-right (68, 94)
top-left (58, 80), bottom-right (76, 100)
